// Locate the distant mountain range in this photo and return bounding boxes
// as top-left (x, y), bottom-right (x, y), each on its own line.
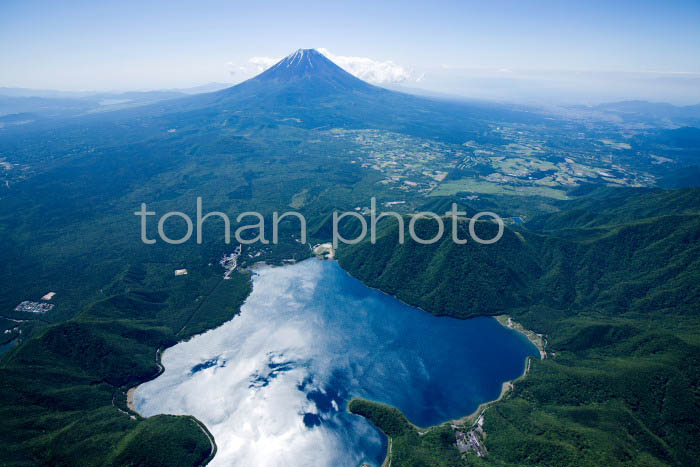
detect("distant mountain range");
top-left (0, 82), bottom-right (232, 99)
top-left (567, 100), bottom-right (700, 128)
top-left (589, 100), bottom-right (700, 117)
top-left (0, 83), bottom-right (233, 120)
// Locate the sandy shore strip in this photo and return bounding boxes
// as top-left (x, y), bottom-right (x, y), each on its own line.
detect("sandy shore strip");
top-left (446, 316), bottom-right (545, 427)
top-left (126, 387), bottom-right (137, 413)
top-left (447, 380), bottom-right (513, 427)
top-left (495, 315), bottom-right (546, 359)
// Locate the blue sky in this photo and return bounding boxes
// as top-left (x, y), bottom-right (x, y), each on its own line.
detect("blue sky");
top-left (2, 0), bottom-right (699, 103)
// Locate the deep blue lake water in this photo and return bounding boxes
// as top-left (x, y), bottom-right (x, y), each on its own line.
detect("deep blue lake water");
top-left (134, 259), bottom-right (537, 466)
top-left (0, 338), bottom-right (17, 357)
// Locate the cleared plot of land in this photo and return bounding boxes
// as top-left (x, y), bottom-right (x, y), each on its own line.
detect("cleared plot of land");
top-left (289, 188), bottom-right (309, 209)
top-left (503, 143), bottom-right (543, 156)
top-left (430, 178), bottom-right (568, 199)
top-left (599, 139), bottom-right (632, 150)
top-left (491, 156), bottom-right (558, 173)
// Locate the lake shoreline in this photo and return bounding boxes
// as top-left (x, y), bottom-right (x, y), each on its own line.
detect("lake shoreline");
top-left (494, 314), bottom-right (546, 359)
top-left (124, 266), bottom-right (258, 417)
top-left (348, 314), bottom-right (545, 466)
top-left (126, 387), bottom-right (137, 412)
top-left (441, 314), bottom-right (545, 427)
top-left (127, 258), bottom-right (542, 465)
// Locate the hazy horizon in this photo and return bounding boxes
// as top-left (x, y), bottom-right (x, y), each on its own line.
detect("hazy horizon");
top-left (2, 56), bottom-right (700, 107)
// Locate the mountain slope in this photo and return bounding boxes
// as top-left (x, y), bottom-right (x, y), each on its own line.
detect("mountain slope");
top-left (0, 49), bottom-right (547, 153)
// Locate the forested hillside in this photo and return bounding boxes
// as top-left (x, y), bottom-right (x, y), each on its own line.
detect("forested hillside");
top-left (338, 187), bottom-right (700, 466)
top-left (0, 263), bottom-right (251, 465)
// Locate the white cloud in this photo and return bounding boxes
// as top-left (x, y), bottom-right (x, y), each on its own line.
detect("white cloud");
top-left (227, 57), bottom-right (280, 79)
top-left (133, 261), bottom-right (385, 466)
top-left (317, 48), bottom-right (412, 84)
top-left (248, 56), bottom-right (280, 73)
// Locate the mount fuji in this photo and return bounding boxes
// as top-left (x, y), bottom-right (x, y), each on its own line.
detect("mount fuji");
top-left (13, 48), bottom-right (542, 145)
top-left (252, 49), bottom-right (376, 91)
top-left (175, 48), bottom-right (540, 142)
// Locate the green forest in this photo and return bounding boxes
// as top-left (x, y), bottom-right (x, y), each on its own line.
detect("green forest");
top-left (338, 187), bottom-right (700, 466)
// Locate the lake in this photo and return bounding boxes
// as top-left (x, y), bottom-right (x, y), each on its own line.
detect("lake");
top-left (134, 258), bottom-right (537, 466)
top-left (0, 338), bottom-right (18, 357)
